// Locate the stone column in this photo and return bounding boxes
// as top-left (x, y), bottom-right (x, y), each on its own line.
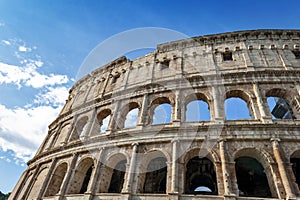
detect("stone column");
top-left (253, 82), bottom-right (272, 123)
top-left (82, 109), bottom-right (97, 139)
top-left (106, 100), bottom-right (121, 132)
top-left (173, 90), bottom-right (181, 123)
top-left (85, 148), bottom-right (105, 197)
top-left (219, 139), bottom-right (231, 195)
top-left (242, 47), bottom-right (255, 70)
top-left (21, 164), bottom-right (41, 200)
top-left (65, 116), bottom-right (78, 142)
top-left (50, 123), bottom-right (64, 147)
top-left (170, 139), bottom-right (179, 194)
top-left (211, 85), bottom-right (224, 121)
top-left (58, 153), bottom-right (79, 200)
top-left (137, 94), bottom-right (148, 127)
top-left (271, 138), bottom-right (296, 199)
top-left (10, 169), bottom-right (30, 200)
top-left (37, 158), bottom-right (58, 199)
top-left (122, 143), bottom-right (138, 193)
top-left (83, 82), bottom-right (93, 103)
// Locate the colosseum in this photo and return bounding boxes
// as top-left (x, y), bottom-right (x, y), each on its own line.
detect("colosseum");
top-left (9, 29), bottom-right (300, 200)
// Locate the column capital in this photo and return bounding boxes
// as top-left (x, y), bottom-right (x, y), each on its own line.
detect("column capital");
top-left (171, 138), bottom-right (179, 144)
top-left (131, 142), bottom-right (139, 147)
top-left (218, 138), bottom-right (227, 143)
top-left (98, 146), bottom-right (106, 151)
top-left (271, 137), bottom-right (281, 143)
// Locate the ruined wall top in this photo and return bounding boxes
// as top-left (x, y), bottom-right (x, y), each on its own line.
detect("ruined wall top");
top-left (54, 29), bottom-right (300, 127)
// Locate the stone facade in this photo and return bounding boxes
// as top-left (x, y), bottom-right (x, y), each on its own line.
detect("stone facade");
top-left (9, 30), bottom-right (300, 200)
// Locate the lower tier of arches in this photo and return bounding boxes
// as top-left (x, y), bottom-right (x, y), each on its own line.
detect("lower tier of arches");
top-left (9, 138), bottom-right (300, 200)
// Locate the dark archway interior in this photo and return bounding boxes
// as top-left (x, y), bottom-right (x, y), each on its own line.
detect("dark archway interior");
top-left (108, 160), bottom-right (126, 193)
top-left (143, 157), bottom-right (167, 193)
top-left (291, 158), bottom-right (300, 189)
top-left (79, 164), bottom-right (94, 194)
top-left (235, 156), bottom-right (271, 197)
top-left (185, 157), bottom-right (217, 195)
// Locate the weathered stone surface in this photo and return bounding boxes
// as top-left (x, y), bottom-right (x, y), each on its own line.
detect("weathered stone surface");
top-left (9, 30), bottom-right (300, 200)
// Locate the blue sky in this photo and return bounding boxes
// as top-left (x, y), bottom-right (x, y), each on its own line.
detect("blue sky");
top-left (0, 0), bottom-right (300, 194)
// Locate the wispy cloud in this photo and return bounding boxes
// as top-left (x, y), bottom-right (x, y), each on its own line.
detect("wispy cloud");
top-left (34, 86), bottom-right (69, 106)
top-left (0, 36), bottom-right (72, 165)
top-left (1, 40), bottom-right (11, 46)
top-left (0, 104), bottom-right (64, 162)
top-left (0, 61), bottom-right (68, 89)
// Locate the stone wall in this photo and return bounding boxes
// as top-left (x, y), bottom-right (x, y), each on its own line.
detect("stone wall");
top-left (9, 30), bottom-right (300, 200)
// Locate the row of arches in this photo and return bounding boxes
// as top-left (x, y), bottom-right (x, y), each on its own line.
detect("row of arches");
top-left (68, 88), bottom-right (297, 141)
top-left (39, 147), bottom-right (300, 198)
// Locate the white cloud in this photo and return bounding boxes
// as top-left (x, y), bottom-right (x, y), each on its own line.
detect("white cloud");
top-left (124, 108), bottom-right (138, 128)
top-left (18, 45), bottom-right (31, 52)
top-left (1, 40), bottom-right (11, 45)
top-left (0, 62), bottom-right (68, 88)
top-left (0, 104), bottom-right (63, 162)
top-left (34, 86), bottom-right (69, 106)
top-left (0, 22), bottom-right (4, 27)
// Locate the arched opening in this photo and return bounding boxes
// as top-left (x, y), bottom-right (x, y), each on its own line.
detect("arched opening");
top-left (45, 163), bottom-right (68, 196)
top-left (67, 157), bottom-right (94, 194)
top-left (225, 90), bottom-right (253, 120)
top-left (124, 108), bottom-right (139, 128)
top-left (266, 88), bottom-right (296, 119)
top-left (150, 97), bottom-right (173, 125)
top-left (98, 109), bottom-right (111, 133)
top-left (92, 109), bottom-right (111, 135)
top-left (143, 157), bottom-right (167, 193)
top-left (117, 102), bottom-right (139, 129)
top-left (225, 97), bottom-right (251, 120)
top-left (267, 97), bottom-right (295, 119)
top-left (108, 160), bottom-right (126, 193)
top-left (186, 100), bottom-right (210, 121)
top-left (185, 157), bottom-right (217, 195)
top-left (152, 104), bottom-right (172, 124)
top-left (79, 164), bottom-right (94, 194)
top-left (27, 167), bottom-right (49, 199)
top-left (235, 156), bottom-right (271, 197)
top-left (290, 151), bottom-right (300, 190)
top-left (69, 116), bottom-right (88, 141)
top-left (98, 153), bottom-right (128, 193)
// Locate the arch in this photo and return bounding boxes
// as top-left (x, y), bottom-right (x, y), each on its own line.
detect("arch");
top-left (266, 88), bottom-right (296, 119)
top-left (184, 93), bottom-right (211, 121)
top-left (149, 97), bottom-right (173, 125)
top-left (67, 157), bottom-right (95, 194)
top-left (232, 148), bottom-right (274, 168)
top-left (235, 156), bottom-right (272, 197)
top-left (183, 147), bottom-right (220, 164)
top-left (69, 116), bottom-right (89, 141)
top-left (108, 160), bottom-right (127, 193)
top-left (17, 172), bottom-right (33, 199)
top-left (185, 157), bottom-right (218, 194)
top-left (225, 90), bottom-right (253, 120)
top-left (233, 148), bottom-right (276, 198)
top-left (98, 153), bottom-right (128, 193)
top-left (27, 167), bottom-right (49, 199)
top-left (290, 150), bottom-right (300, 190)
top-left (54, 123), bottom-right (71, 147)
top-left (91, 109), bottom-right (112, 135)
top-left (137, 150), bottom-right (169, 194)
top-left (117, 102), bottom-right (140, 129)
top-left (183, 147), bottom-right (219, 195)
top-left (44, 162), bottom-right (68, 196)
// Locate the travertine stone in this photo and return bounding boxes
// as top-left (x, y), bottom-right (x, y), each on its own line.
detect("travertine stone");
top-left (10, 30), bottom-right (300, 200)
